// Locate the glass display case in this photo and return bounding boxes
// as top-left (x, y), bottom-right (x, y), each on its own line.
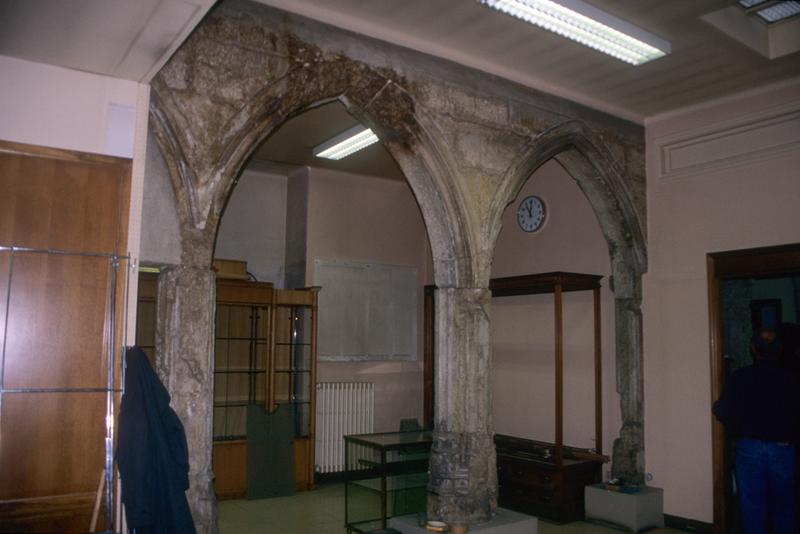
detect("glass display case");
top-left (271, 288), bottom-right (320, 492)
top-left (213, 280), bottom-right (274, 444)
top-left (135, 274), bottom-right (320, 498)
top-left (213, 301), bottom-right (269, 440)
top-left (490, 272), bottom-right (607, 522)
top-left (424, 272), bottom-right (608, 522)
top-left (344, 430), bottom-right (432, 533)
top-left (272, 304), bottom-right (313, 438)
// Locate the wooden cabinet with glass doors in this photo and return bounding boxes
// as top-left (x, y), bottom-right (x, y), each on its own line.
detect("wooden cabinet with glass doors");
top-left (135, 273), bottom-right (319, 499)
top-left (214, 281), bottom-right (320, 498)
top-left (270, 289), bottom-right (318, 488)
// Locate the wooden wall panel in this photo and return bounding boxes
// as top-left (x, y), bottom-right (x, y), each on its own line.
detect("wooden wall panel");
top-left (0, 492), bottom-right (99, 533)
top-left (0, 141), bottom-right (131, 532)
top-left (0, 252), bottom-right (8, 353)
top-left (213, 441), bottom-right (248, 500)
top-left (4, 253), bottom-right (110, 389)
top-left (294, 438), bottom-right (311, 491)
top-left (0, 142), bottom-right (130, 254)
top-left (0, 393), bottom-right (105, 499)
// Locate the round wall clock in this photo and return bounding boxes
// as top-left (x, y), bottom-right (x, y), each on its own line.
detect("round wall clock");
top-left (517, 195), bottom-right (546, 233)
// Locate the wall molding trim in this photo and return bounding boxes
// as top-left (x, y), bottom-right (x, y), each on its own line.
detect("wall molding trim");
top-left (644, 76), bottom-right (800, 125)
top-left (656, 101), bottom-right (800, 180)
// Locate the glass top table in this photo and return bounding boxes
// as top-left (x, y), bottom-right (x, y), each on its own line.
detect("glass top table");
top-left (344, 430), bottom-right (432, 449)
top-left (344, 431), bottom-right (432, 533)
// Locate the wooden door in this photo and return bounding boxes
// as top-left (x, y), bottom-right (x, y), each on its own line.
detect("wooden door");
top-left (708, 243), bottom-right (800, 534)
top-left (0, 141), bottom-right (130, 532)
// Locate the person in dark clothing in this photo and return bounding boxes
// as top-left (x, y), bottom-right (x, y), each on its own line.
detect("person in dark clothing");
top-left (713, 328), bottom-right (800, 534)
top-left (117, 347), bottom-right (197, 534)
top-left (778, 322), bottom-right (800, 374)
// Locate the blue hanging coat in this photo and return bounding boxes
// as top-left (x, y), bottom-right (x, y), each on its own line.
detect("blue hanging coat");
top-left (117, 347), bottom-right (197, 534)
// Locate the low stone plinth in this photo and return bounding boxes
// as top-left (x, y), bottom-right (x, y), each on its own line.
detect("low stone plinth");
top-left (584, 484), bottom-right (664, 533)
top-left (388, 508), bottom-right (538, 533)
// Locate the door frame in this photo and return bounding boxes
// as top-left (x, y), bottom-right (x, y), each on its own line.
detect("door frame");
top-left (707, 242), bottom-right (800, 534)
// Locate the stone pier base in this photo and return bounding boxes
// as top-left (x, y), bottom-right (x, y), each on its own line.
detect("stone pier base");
top-left (585, 484), bottom-right (664, 533)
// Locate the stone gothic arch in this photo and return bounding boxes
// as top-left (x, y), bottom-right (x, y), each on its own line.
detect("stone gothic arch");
top-left (149, 90), bottom-right (474, 287)
top-left (488, 119), bottom-right (648, 484)
top-left (146, 12), bottom-right (491, 533)
top-left (142, 2), bottom-right (648, 531)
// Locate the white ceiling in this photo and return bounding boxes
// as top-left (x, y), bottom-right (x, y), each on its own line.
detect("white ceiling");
top-left (0, 0), bottom-right (215, 82)
top-left (255, 0), bottom-right (800, 123)
top-left (2, 1), bottom-right (797, 119)
top-left (2, 0), bottom-right (798, 177)
top-left (253, 101), bottom-right (406, 180)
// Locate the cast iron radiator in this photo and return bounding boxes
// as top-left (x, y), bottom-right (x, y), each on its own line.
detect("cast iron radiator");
top-left (315, 382), bottom-right (374, 473)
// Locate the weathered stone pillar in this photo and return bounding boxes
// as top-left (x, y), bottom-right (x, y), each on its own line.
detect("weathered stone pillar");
top-left (428, 287), bottom-right (497, 525)
top-left (156, 266), bottom-right (217, 534)
top-left (611, 293), bottom-right (645, 485)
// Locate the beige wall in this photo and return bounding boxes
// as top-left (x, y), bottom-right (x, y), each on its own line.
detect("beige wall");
top-left (305, 166), bottom-right (431, 432)
top-left (141, 131), bottom-right (182, 266)
top-left (643, 79), bottom-right (800, 522)
top-left (491, 159), bottom-right (619, 470)
top-left (0, 54), bottom-right (140, 157)
top-left (211, 161), bottom-right (430, 432)
top-left (285, 167), bottom-right (310, 289)
top-left (214, 164), bottom-right (288, 285)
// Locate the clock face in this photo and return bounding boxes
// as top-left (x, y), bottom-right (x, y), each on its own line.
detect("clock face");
top-left (517, 195), bottom-right (546, 233)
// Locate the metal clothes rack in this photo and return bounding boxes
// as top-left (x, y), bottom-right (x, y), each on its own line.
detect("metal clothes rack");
top-left (0, 244), bottom-right (130, 531)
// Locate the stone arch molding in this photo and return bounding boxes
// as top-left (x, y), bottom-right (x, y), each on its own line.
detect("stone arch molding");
top-left (145, 9), bottom-right (491, 533)
top-left (144, 3), bottom-right (648, 532)
top-left (489, 120), bottom-right (646, 289)
top-left (148, 39), bottom-right (474, 288)
top-left (488, 119), bottom-right (648, 484)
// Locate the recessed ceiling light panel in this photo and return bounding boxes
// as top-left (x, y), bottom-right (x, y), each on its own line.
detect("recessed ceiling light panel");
top-left (313, 125), bottom-right (380, 160)
top-left (479, 0), bottom-right (671, 65)
top-left (756, 1), bottom-right (800, 23)
top-left (738, 0), bottom-right (770, 8)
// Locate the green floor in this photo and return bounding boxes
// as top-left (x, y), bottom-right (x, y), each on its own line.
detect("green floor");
top-left (218, 483), bottom-right (687, 534)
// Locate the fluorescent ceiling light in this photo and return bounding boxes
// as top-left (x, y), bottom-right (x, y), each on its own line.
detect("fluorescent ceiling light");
top-left (755, 1), bottom-right (800, 23)
top-left (479, 0), bottom-right (670, 65)
top-left (313, 124), bottom-right (379, 160)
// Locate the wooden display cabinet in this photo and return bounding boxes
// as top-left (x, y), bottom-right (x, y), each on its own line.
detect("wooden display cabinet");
top-left (490, 272), bottom-right (607, 522)
top-left (136, 273), bottom-right (319, 499)
top-left (135, 272), bottom-right (158, 364)
top-left (270, 288), bottom-right (319, 492)
top-left (423, 272), bottom-right (608, 522)
top-left (213, 281), bottom-right (320, 497)
top-left (495, 434), bottom-right (604, 522)
top-left (213, 279), bottom-right (273, 499)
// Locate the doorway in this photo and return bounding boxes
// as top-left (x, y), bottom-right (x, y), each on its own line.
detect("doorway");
top-left (707, 243), bottom-right (800, 534)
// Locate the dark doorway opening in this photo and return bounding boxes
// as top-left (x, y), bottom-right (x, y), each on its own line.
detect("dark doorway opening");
top-left (708, 243), bottom-right (800, 534)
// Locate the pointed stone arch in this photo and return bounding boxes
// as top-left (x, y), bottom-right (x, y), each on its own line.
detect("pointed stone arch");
top-left (141, 2), bottom-right (650, 530)
top-left (488, 119), bottom-right (648, 484)
top-left (148, 40), bottom-right (475, 288)
top-left (145, 14), bottom-right (487, 531)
